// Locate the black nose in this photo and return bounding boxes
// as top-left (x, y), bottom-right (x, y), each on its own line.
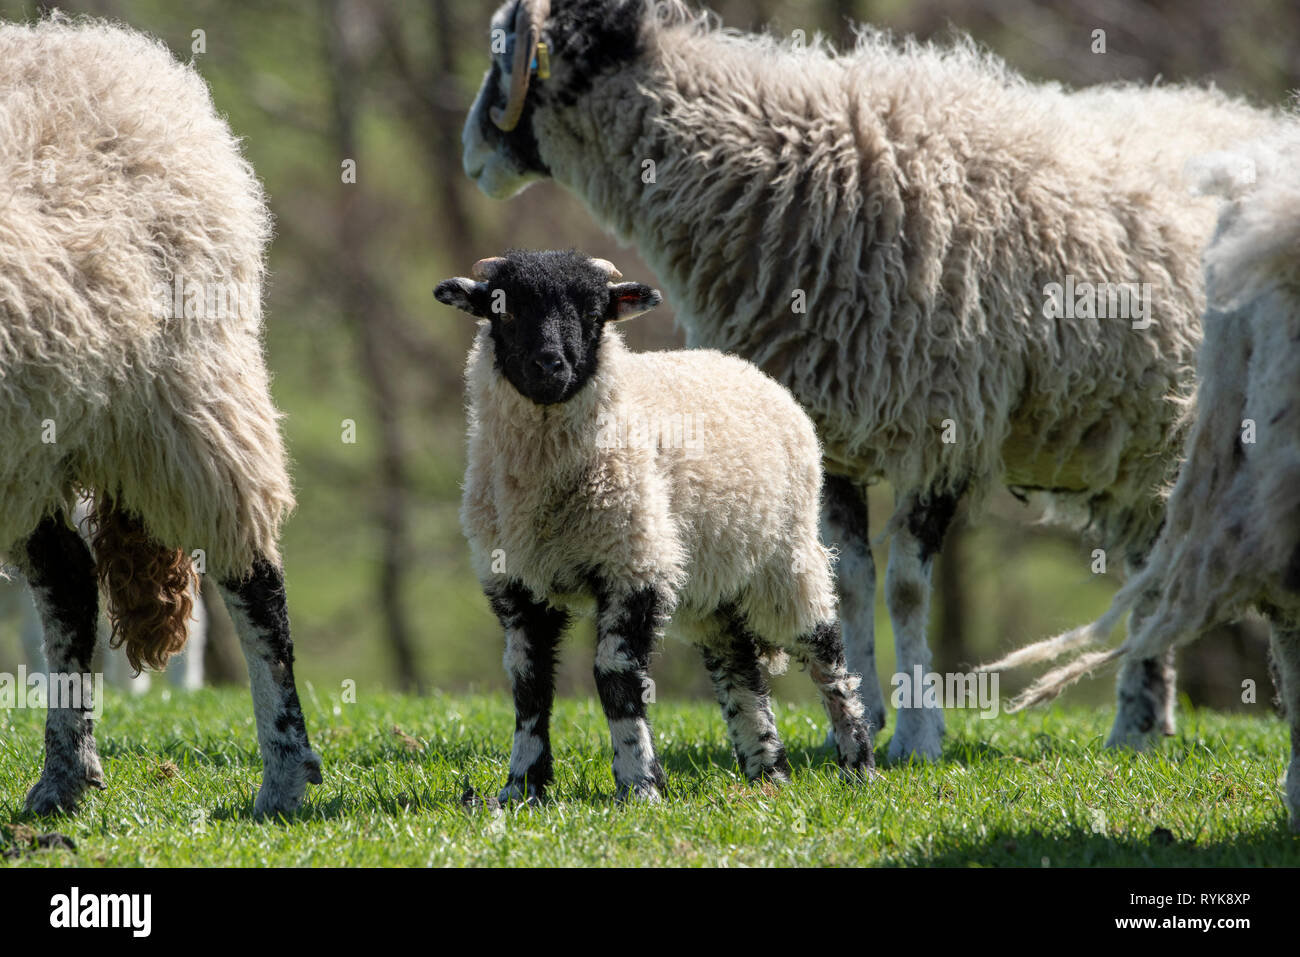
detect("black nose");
top-left (534, 352), bottom-right (564, 376)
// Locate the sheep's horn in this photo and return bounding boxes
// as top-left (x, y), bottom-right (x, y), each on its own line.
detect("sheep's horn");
top-left (490, 0), bottom-right (552, 132)
top-left (471, 257), bottom-right (507, 280)
top-left (589, 258), bottom-right (623, 279)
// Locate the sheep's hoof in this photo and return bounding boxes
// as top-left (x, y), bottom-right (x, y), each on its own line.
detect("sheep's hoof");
top-left (1104, 710), bottom-right (1167, 751)
top-left (886, 706), bottom-right (945, 763)
top-left (23, 754), bottom-right (106, 816)
top-left (498, 780), bottom-right (546, 806)
top-left (253, 748), bottom-right (322, 818)
top-left (24, 777), bottom-right (88, 816)
top-left (616, 781), bottom-right (662, 804)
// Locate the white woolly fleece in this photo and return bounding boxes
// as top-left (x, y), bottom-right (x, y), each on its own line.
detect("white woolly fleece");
top-left (0, 17), bottom-right (292, 574)
top-left (529, 6), bottom-right (1288, 552)
top-left (986, 131), bottom-right (1300, 706)
top-left (460, 324), bottom-right (837, 644)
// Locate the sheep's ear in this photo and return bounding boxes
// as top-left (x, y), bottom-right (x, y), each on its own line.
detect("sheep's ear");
top-left (434, 278), bottom-right (491, 318)
top-left (607, 283), bottom-right (662, 322)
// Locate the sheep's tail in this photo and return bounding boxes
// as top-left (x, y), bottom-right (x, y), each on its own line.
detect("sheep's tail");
top-left (89, 495), bottom-right (196, 673)
top-left (1006, 646), bottom-right (1128, 712)
top-left (977, 579), bottom-right (1140, 673)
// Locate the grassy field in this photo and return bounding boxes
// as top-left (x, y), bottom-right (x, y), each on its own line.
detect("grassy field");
top-left (0, 688), bottom-right (1296, 867)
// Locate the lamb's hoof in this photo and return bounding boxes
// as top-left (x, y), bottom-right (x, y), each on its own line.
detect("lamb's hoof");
top-left (616, 781), bottom-right (662, 804)
top-left (823, 707), bottom-right (887, 751)
top-left (886, 707), bottom-right (945, 763)
top-left (253, 748), bottom-right (322, 817)
top-left (498, 780), bottom-right (545, 806)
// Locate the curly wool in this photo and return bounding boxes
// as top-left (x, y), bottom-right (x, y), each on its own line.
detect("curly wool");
top-left (532, 3), bottom-right (1286, 549)
top-left (0, 16), bottom-right (292, 576)
top-left (460, 326), bottom-right (837, 646)
top-left (986, 132), bottom-right (1300, 707)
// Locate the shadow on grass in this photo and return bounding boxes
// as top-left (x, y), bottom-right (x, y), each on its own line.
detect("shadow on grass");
top-left (877, 823), bottom-right (1300, 867)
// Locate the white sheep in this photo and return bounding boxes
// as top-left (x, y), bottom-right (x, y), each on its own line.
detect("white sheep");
top-left (459, 0), bottom-right (1290, 759)
top-left (436, 249), bottom-right (873, 801)
top-left (982, 136), bottom-right (1300, 827)
top-left (0, 16), bottom-right (319, 815)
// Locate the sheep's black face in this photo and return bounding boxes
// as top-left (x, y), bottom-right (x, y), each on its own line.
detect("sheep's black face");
top-left (463, 0), bottom-right (647, 199)
top-left (435, 249), bottom-right (661, 406)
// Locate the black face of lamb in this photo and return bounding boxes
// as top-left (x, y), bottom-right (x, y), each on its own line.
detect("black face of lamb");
top-left (436, 249), bottom-right (659, 405)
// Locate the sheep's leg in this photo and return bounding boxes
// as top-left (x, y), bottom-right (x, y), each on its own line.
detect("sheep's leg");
top-left (698, 618), bottom-right (791, 783)
top-left (218, 558), bottom-right (321, 816)
top-left (885, 490), bottom-right (961, 762)
top-left (1267, 617), bottom-right (1300, 830)
top-left (821, 474), bottom-right (885, 736)
top-left (21, 513), bottom-right (106, 815)
top-left (490, 581), bottom-right (568, 804)
top-left (793, 620), bottom-right (875, 778)
top-left (1107, 583), bottom-right (1177, 749)
top-left (594, 584), bottom-right (667, 802)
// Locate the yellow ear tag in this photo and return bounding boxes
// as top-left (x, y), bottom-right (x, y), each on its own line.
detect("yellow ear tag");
top-left (535, 42), bottom-right (551, 79)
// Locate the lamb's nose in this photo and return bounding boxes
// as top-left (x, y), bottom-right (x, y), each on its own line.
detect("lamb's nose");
top-left (534, 352), bottom-right (564, 376)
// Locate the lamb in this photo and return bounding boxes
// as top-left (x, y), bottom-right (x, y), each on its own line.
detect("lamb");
top-left (0, 16), bottom-right (319, 815)
top-left (459, 0), bottom-right (1289, 759)
top-left (435, 249), bottom-right (873, 801)
top-left (982, 137), bottom-right (1300, 827)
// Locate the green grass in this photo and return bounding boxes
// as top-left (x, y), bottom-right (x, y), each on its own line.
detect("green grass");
top-left (1, 688), bottom-right (1296, 866)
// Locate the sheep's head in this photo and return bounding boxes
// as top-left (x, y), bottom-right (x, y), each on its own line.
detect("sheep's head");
top-left (435, 249), bottom-right (661, 405)
top-left (462, 0), bottom-right (647, 198)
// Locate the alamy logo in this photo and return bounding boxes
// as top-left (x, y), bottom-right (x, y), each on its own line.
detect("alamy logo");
top-left (0, 667), bottom-right (103, 720)
top-left (151, 276), bottom-right (257, 320)
top-left (890, 666), bottom-right (1000, 718)
top-left (595, 411), bottom-right (705, 455)
top-left (1041, 274), bottom-right (1152, 329)
top-left (50, 887), bottom-right (151, 937)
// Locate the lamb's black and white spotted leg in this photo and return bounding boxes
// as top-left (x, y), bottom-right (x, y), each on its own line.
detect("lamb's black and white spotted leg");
top-left (21, 513), bottom-right (105, 815)
top-left (218, 558), bottom-right (321, 816)
top-left (1107, 576), bottom-right (1177, 748)
top-left (822, 474), bottom-right (885, 736)
top-left (698, 616), bottom-right (790, 783)
top-left (1266, 616), bottom-right (1300, 830)
top-left (886, 488), bottom-right (962, 762)
top-left (490, 581), bottom-right (568, 804)
top-left (794, 620), bottom-right (875, 778)
top-left (593, 583), bottom-right (667, 802)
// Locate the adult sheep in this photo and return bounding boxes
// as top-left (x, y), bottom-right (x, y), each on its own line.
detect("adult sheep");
top-left (438, 248), bottom-right (873, 801)
top-left (0, 17), bottom-right (320, 815)
top-left (983, 139), bottom-right (1300, 827)
top-left (460, 0), bottom-right (1286, 759)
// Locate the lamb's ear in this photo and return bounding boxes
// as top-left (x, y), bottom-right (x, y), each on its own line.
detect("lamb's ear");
top-left (607, 283), bottom-right (662, 322)
top-left (434, 278), bottom-right (491, 318)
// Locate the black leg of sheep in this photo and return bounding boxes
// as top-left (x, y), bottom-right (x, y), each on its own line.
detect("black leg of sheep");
top-left (490, 582), bottom-right (568, 805)
top-left (593, 584), bottom-right (669, 802)
top-left (217, 560), bottom-right (322, 816)
top-left (20, 513), bottom-right (106, 815)
top-left (1267, 617), bottom-right (1300, 830)
top-left (698, 623), bottom-right (792, 784)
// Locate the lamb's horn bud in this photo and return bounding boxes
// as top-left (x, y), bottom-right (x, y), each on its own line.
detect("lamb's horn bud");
top-left (471, 257), bottom-right (507, 280)
top-left (589, 258), bottom-right (623, 280)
